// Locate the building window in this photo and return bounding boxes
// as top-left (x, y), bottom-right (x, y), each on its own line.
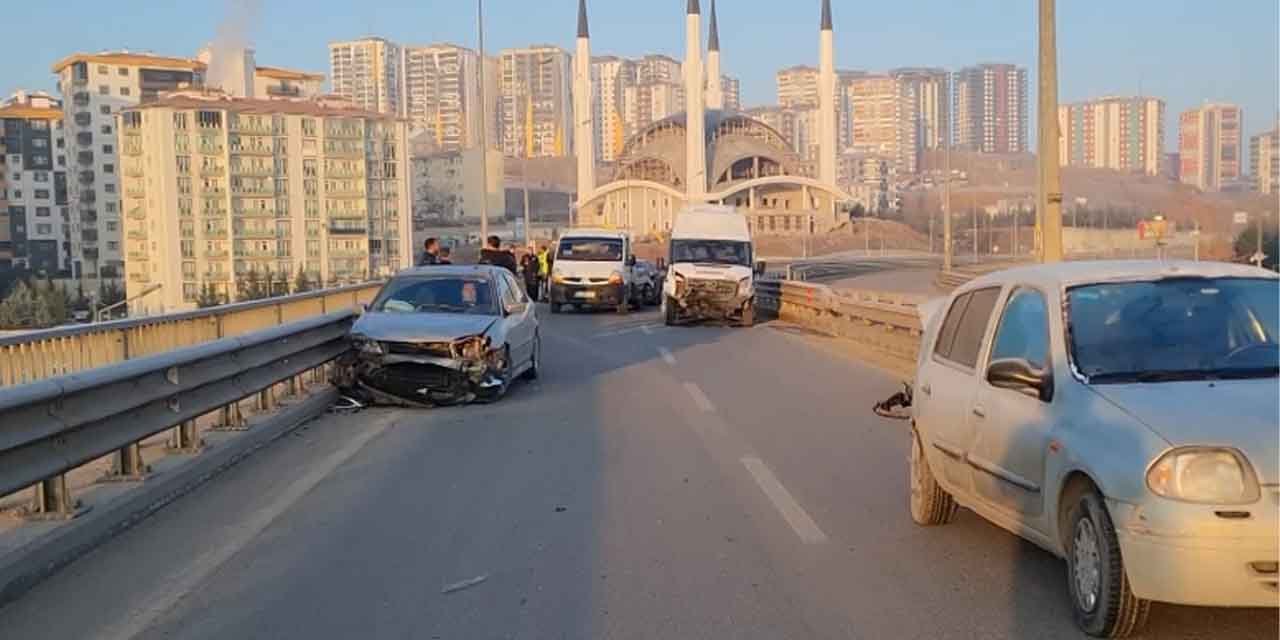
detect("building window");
top-left (57, 156), bottom-right (66, 167)
top-left (103, 144), bottom-right (114, 155)
top-left (98, 65), bottom-right (109, 75)
top-left (119, 87), bottom-right (131, 97)
top-left (107, 241), bottom-right (119, 251)
top-left (103, 183), bottom-right (116, 194)
top-left (105, 202), bottom-right (117, 213)
top-left (33, 171), bottom-right (49, 182)
top-left (100, 105), bottom-right (111, 115)
top-left (106, 220), bottom-right (118, 231)
top-left (12, 190), bottom-right (21, 198)
top-left (36, 206), bottom-right (51, 217)
top-left (99, 85), bottom-right (109, 95)
top-left (100, 124), bottom-right (112, 135)
top-left (103, 164), bottom-right (115, 174)
top-left (36, 224), bottom-right (52, 234)
top-left (34, 189), bottom-right (50, 199)
top-left (32, 155), bottom-right (48, 165)
top-left (32, 138), bottom-right (48, 149)
top-left (118, 67), bottom-right (129, 76)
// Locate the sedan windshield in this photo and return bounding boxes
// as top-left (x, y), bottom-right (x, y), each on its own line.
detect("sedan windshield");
top-left (557, 238), bottom-right (623, 262)
top-left (670, 239), bottom-right (752, 267)
top-left (1067, 277), bottom-right (1279, 382)
top-left (371, 277), bottom-right (497, 315)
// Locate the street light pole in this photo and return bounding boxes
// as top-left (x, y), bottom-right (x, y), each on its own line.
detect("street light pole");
top-left (476, 0), bottom-right (490, 245)
top-left (943, 139), bottom-right (952, 271)
top-left (1037, 0), bottom-right (1064, 262)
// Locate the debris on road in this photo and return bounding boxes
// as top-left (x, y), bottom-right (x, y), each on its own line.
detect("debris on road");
top-left (554, 506), bottom-right (567, 513)
top-left (441, 574), bottom-right (489, 595)
top-left (329, 395), bottom-right (365, 415)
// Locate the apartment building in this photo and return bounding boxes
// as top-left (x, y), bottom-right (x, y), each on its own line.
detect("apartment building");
top-left (889, 68), bottom-right (949, 153)
top-left (254, 66), bottom-right (324, 100)
top-left (401, 44), bottom-right (482, 151)
top-left (1250, 125), bottom-right (1279, 195)
top-left (591, 56), bottom-right (630, 163)
top-left (53, 52), bottom-right (205, 281)
top-left (1, 91), bottom-right (70, 275)
top-left (745, 106), bottom-right (798, 154)
top-left (1058, 96), bottom-right (1165, 176)
top-left (721, 75), bottom-right (741, 112)
top-left (499, 46), bottom-right (573, 159)
top-left (0, 140), bottom-right (7, 269)
top-left (847, 74), bottom-right (917, 175)
top-left (196, 46), bottom-right (324, 100)
top-left (329, 38), bottom-right (402, 115)
top-left (776, 65), bottom-right (859, 151)
top-left (117, 92), bottom-right (411, 313)
top-left (1178, 103), bottom-right (1243, 192)
top-left (953, 63), bottom-right (1028, 153)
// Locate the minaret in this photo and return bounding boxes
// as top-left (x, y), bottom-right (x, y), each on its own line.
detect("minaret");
top-left (818, 0), bottom-right (837, 186)
top-left (574, 0), bottom-right (596, 205)
top-left (685, 0), bottom-right (707, 199)
top-left (706, 0), bottom-right (723, 111)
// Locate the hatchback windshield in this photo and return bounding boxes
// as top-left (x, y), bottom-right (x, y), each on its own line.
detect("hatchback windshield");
top-left (1067, 277), bottom-right (1279, 382)
top-left (557, 238), bottom-right (623, 262)
top-left (670, 239), bottom-right (752, 267)
top-left (372, 277), bottom-right (497, 315)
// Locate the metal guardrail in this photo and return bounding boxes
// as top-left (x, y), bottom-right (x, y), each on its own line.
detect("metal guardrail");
top-left (1, 282), bottom-right (383, 388)
top-left (757, 279), bottom-right (924, 377)
top-left (0, 310), bottom-right (357, 518)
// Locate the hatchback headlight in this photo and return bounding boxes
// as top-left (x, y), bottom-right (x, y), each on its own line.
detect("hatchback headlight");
top-left (1147, 447), bottom-right (1261, 504)
top-left (351, 335), bottom-right (383, 355)
top-left (453, 335), bottom-right (490, 360)
top-left (736, 276), bottom-right (752, 297)
top-left (551, 268), bottom-right (565, 284)
top-left (674, 272), bottom-right (687, 297)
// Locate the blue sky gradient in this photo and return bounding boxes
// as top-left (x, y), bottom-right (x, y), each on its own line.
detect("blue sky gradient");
top-left (3, 0), bottom-right (1276, 149)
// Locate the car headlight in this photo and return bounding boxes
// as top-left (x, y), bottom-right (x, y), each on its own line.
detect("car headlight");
top-left (453, 335), bottom-right (490, 361)
top-left (1147, 447), bottom-right (1261, 504)
top-left (551, 268), bottom-right (565, 284)
top-left (674, 272), bottom-right (687, 297)
top-left (351, 335), bottom-right (383, 355)
top-left (737, 276), bottom-right (752, 297)
top-left (608, 271), bottom-right (624, 285)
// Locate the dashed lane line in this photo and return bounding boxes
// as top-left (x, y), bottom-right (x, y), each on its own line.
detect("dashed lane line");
top-left (741, 457), bottom-right (830, 544)
top-left (682, 382), bottom-right (716, 412)
top-left (658, 347), bottom-right (677, 365)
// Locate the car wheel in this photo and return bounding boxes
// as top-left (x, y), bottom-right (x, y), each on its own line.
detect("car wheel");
top-left (1065, 489), bottom-right (1150, 638)
top-left (908, 428), bottom-right (958, 526)
top-left (476, 346), bottom-right (512, 403)
top-left (521, 335), bottom-right (540, 381)
top-left (663, 296), bottom-right (679, 326)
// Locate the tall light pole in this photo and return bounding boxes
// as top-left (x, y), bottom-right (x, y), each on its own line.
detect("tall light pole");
top-left (1037, 0), bottom-right (1064, 262)
top-left (943, 136), bottom-right (953, 271)
top-left (476, 0), bottom-right (490, 244)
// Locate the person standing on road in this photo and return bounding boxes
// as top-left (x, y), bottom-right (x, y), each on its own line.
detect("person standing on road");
top-left (479, 235), bottom-right (518, 274)
top-left (537, 244), bottom-right (551, 300)
top-left (520, 244), bottom-right (540, 301)
top-left (418, 238), bottom-right (440, 266)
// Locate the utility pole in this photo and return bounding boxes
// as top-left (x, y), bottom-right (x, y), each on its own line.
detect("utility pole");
top-left (943, 139), bottom-right (952, 271)
top-left (476, 0), bottom-right (490, 245)
top-left (1037, 0), bottom-right (1064, 262)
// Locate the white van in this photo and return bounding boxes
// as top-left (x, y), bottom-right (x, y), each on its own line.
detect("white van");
top-left (548, 228), bottom-right (636, 314)
top-left (662, 205), bottom-right (763, 326)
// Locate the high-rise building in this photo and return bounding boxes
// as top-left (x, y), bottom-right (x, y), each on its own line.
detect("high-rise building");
top-left (618, 55), bottom-right (686, 142)
top-left (1, 91), bottom-right (70, 275)
top-left (591, 56), bottom-right (629, 163)
top-left (1249, 125), bottom-right (1278, 195)
top-left (847, 74), bottom-right (917, 175)
top-left (1178, 103), bottom-right (1243, 192)
top-left (499, 46), bottom-right (573, 159)
top-left (1058, 96), bottom-right (1165, 176)
top-left (53, 51), bottom-right (205, 281)
top-left (328, 38), bottom-right (402, 115)
top-left (776, 65), bottom-right (859, 151)
top-left (116, 92), bottom-right (411, 313)
top-left (952, 63), bottom-right (1028, 153)
top-left (721, 75), bottom-right (741, 112)
top-left (400, 44), bottom-right (482, 152)
top-left (889, 68), bottom-right (950, 153)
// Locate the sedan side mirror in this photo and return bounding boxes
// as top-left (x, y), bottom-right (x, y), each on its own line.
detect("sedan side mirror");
top-left (504, 301), bottom-right (528, 316)
top-left (987, 358), bottom-right (1054, 402)
top-left (625, 255), bottom-right (637, 267)
top-left (753, 260), bottom-right (767, 276)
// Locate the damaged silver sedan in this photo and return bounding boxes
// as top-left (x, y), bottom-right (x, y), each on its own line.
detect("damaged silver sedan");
top-left (337, 265), bottom-right (540, 407)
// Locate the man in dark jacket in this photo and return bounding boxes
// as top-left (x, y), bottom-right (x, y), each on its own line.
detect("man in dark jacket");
top-left (478, 235), bottom-right (518, 274)
top-left (519, 244), bottom-right (540, 301)
top-left (418, 237), bottom-right (440, 266)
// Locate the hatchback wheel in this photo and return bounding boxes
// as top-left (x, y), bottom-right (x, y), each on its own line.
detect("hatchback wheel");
top-left (908, 428), bottom-right (957, 525)
top-left (1065, 490), bottom-right (1150, 638)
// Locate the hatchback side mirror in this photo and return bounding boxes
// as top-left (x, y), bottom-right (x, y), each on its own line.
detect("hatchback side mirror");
top-left (987, 358), bottom-right (1054, 402)
top-left (753, 260), bottom-right (767, 276)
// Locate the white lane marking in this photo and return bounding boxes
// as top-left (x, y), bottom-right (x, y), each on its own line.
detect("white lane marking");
top-left (640, 325), bottom-right (654, 335)
top-left (593, 322), bottom-right (664, 338)
top-left (683, 382), bottom-right (715, 412)
top-left (741, 457), bottom-right (829, 544)
top-left (658, 347), bottom-right (676, 365)
top-left (99, 412), bottom-right (400, 640)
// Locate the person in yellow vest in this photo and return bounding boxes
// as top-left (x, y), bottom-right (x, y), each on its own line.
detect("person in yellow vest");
top-left (536, 245), bottom-right (551, 301)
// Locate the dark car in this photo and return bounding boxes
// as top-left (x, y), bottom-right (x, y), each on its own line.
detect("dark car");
top-left (338, 265), bottom-right (540, 407)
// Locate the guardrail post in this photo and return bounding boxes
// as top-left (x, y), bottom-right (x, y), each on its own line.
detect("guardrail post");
top-left (168, 419), bottom-right (202, 454)
top-left (26, 475), bottom-right (86, 521)
top-left (258, 387), bottom-right (274, 411)
top-left (212, 402), bottom-right (246, 431)
top-left (103, 442), bottom-right (150, 482)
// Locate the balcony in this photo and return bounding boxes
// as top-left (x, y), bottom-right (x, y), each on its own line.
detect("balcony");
top-left (126, 229), bottom-right (147, 241)
top-left (231, 186), bottom-right (276, 198)
top-left (81, 229), bottom-right (99, 242)
top-left (327, 247), bottom-right (366, 258)
top-left (206, 248), bottom-right (229, 258)
top-left (126, 207), bottom-right (146, 220)
top-left (202, 208), bottom-right (229, 218)
top-left (231, 164), bottom-right (273, 177)
top-left (233, 207), bottom-right (276, 218)
top-left (231, 120), bottom-right (275, 135)
top-left (76, 132), bottom-right (93, 147)
top-left (82, 247), bottom-right (99, 260)
top-left (230, 144), bottom-right (274, 156)
top-left (77, 151), bottom-right (95, 166)
top-left (234, 249), bottom-right (289, 259)
top-left (325, 126), bottom-right (362, 139)
top-left (328, 218), bottom-right (368, 235)
top-left (128, 272), bottom-right (151, 284)
top-left (81, 211), bottom-right (99, 224)
top-left (73, 112), bottom-right (92, 127)
top-left (234, 228), bottom-right (277, 239)
top-left (78, 170), bottom-right (96, 185)
top-left (79, 190), bottom-right (97, 204)
top-left (324, 168), bottom-right (362, 179)
top-left (200, 166), bottom-right (226, 177)
top-left (325, 188), bottom-right (365, 198)
top-left (125, 185), bottom-right (145, 198)
top-left (202, 272), bottom-right (231, 282)
top-left (127, 251), bottom-right (149, 261)
top-left (198, 144), bottom-right (225, 155)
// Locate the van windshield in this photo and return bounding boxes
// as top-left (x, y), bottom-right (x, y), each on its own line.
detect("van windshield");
top-left (670, 239), bottom-right (752, 267)
top-left (557, 238), bottom-right (623, 262)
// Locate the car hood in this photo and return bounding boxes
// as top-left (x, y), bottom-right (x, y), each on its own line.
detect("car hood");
top-left (1090, 379), bottom-right (1280, 483)
top-left (351, 311), bottom-right (497, 343)
top-left (672, 263), bottom-right (751, 281)
top-left (555, 259), bottom-right (622, 280)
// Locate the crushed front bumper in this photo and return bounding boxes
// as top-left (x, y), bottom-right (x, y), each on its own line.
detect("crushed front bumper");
top-left (673, 279), bottom-right (751, 320)
top-left (337, 346), bottom-right (504, 407)
top-left (549, 281), bottom-right (625, 307)
top-left (1109, 495), bottom-right (1280, 607)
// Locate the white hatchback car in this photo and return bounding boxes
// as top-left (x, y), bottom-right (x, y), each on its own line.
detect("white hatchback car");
top-left (909, 260), bottom-right (1279, 637)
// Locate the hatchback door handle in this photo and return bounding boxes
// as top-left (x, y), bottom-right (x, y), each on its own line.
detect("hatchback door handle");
top-left (971, 405), bottom-right (986, 418)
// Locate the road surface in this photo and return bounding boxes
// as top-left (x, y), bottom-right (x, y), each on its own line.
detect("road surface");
top-left (0, 308), bottom-right (1273, 639)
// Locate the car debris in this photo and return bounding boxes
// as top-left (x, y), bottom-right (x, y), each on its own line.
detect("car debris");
top-left (441, 574), bottom-right (489, 595)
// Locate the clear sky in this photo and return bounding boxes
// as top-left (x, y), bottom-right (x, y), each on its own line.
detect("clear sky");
top-left (3, 0), bottom-right (1276, 149)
